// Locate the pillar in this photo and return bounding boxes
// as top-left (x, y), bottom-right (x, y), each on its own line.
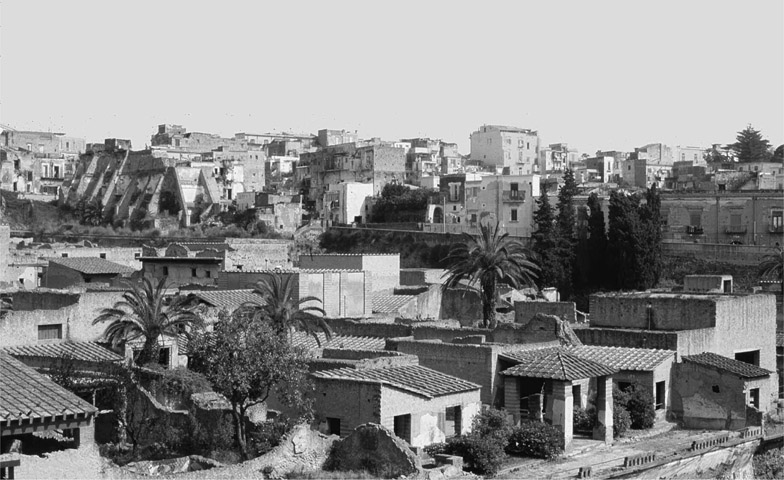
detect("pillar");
top-left (551, 380), bottom-right (573, 452)
top-left (504, 377), bottom-right (521, 424)
top-left (593, 375), bottom-right (613, 445)
top-left (529, 394), bottom-right (543, 422)
top-left (75, 417), bottom-right (96, 450)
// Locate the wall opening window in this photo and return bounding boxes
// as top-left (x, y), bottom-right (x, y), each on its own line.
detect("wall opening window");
top-left (38, 324), bottom-right (63, 341)
top-left (393, 414), bottom-right (411, 443)
top-left (572, 384), bottom-right (582, 409)
top-left (191, 268), bottom-right (198, 277)
top-left (326, 417), bottom-right (340, 436)
top-left (61, 253), bottom-right (69, 258)
top-left (99, 253), bottom-right (107, 259)
top-left (158, 347), bottom-right (171, 368)
top-left (206, 271), bottom-right (211, 278)
top-left (162, 266), bottom-right (169, 276)
top-left (511, 209), bottom-right (518, 222)
top-left (510, 182), bottom-right (519, 199)
top-left (749, 388), bottom-right (760, 409)
top-left (655, 381), bottom-right (665, 410)
top-left (444, 406), bottom-right (462, 437)
top-left (735, 350), bottom-right (760, 366)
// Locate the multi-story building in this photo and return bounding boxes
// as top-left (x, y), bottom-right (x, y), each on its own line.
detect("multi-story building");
top-left (581, 156), bottom-right (616, 184)
top-left (323, 182), bottom-right (375, 225)
top-left (318, 129), bottom-right (358, 147)
top-left (537, 143), bottom-right (580, 174)
top-left (1, 128), bottom-right (85, 196)
top-left (661, 190), bottom-right (784, 245)
top-left (469, 125), bottom-right (539, 173)
top-left (298, 140), bottom-right (406, 214)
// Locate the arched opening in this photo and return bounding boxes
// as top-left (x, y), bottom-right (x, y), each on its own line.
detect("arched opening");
top-left (433, 207), bottom-right (443, 224)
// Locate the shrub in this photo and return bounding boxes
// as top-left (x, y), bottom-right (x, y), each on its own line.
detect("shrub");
top-left (470, 408), bottom-right (513, 443)
top-left (249, 417), bottom-right (295, 457)
top-left (423, 442), bottom-right (449, 458)
top-left (614, 405), bottom-right (632, 438)
top-left (625, 387), bottom-right (656, 429)
top-left (754, 447), bottom-right (784, 479)
top-left (506, 422), bottom-right (563, 459)
top-left (573, 406), bottom-right (597, 432)
top-left (445, 434), bottom-right (506, 475)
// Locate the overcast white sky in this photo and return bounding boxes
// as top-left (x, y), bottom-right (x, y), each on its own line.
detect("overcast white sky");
top-left (1, 0), bottom-right (782, 155)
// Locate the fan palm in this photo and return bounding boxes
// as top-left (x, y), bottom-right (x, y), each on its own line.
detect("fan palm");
top-left (442, 221), bottom-right (539, 328)
top-left (93, 277), bottom-right (202, 366)
top-left (241, 272), bottom-right (332, 346)
top-left (759, 246), bottom-right (784, 297)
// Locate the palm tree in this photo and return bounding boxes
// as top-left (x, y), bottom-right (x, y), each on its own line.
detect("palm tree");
top-left (93, 277), bottom-right (202, 366)
top-left (241, 272), bottom-right (332, 346)
top-left (442, 221), bottom-right (539, 328)
top-left (759, 246), bottom-right (784, 297)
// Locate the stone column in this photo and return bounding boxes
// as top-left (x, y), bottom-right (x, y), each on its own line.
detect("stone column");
top-left (75, 417), bottom-right (96, 450)
top-left (504, 377), bottom-right (521, 424)
top-left (550, 380), bottom-right (573, 452)
top-left (593, 375), bottom-right (614, 445)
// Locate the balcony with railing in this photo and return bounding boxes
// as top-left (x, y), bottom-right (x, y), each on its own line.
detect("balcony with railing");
top-left (686, 225), bottom-right (704, 235)
top-left (502, 190), bottom-right (526, 202)
top-left (769, 224), bottom-right (784, 234)
top-left (724, 225), bottom-right (747, 234)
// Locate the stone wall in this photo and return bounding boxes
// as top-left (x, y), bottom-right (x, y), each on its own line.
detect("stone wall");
top-left (299, 254), bottom-right (400, 294)
top-left (670, 361), bottom-right (748, 430)
top-left (223, 239), bottom-right (291, 270)
top-left (312, 379), bottom-right (382, 437)
top-left (515, 301), bottom-right (576, 324)
top-left (14, 246), bottom-right (143, 269)
top-left (0, 290), bottom-right (123, 347)
top-left (590, 293), bottom-right (719, 330)
top-left (575, 327), bottom-right (680, 351)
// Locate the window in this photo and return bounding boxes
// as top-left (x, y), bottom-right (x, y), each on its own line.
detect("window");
top-left (206, 271), bottom-right (211, 278)
top-left (444, 406), bottom-right (462, 437)
top-left (511, 209), bottom-right (518, 222)
top-left (772, 210), bottom-right (783, 231)
top-left (158, 347), bottom-right (171, 368)
top-left (689, 212), bottom-right (701, 227)
top-left (326, 418), bottom-right (341, 436)
top-left (572, 384), bottom-right (582, 409)
top-left (162, 266), bottom-right (169, 276)
top-left (191, 268), bottom-right (198, 277)
top-left (99, 253), bottom-right (107, 259)
top-left (655, 381), bottom-right (665, 410)
top-left (526, 142), bottom-right (530, 149)
top-left (61, 253), bottom-right (69, 258)
top-left (393, 414), bottom-right (411, 443)
top-left (510, 182), bottom-right (519, 199)
top-left (134, 252), bottom-right (141, 259)
top-left (749, 388), bottom-right (760, 409)
top-left (38, 324), bottom-right (63, 341)
top-left (735, 350), bottom-right (760, 366)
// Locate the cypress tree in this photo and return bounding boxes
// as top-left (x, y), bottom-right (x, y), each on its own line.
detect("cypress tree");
top-left (555, 169), bottom-right (578, 298)
top-left (586, 192), bottom-right (608, 288)
top-left (532, 187), bottom-right (561, 290)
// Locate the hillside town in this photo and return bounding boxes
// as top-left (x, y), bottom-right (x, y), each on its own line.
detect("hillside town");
top-left (0, 117), bottom-right (782, 480)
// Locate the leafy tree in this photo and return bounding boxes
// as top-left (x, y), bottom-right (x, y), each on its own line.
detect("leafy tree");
top-left (188, 314), bottom-right (313, 459)
top-left (532, 187), bottom-right (561, 290)
top-left (732, 124), bottom-right (772, 163)
top-left (442, 221), bottom-right (539, 328)
top-left (241, 272), bottom-right (332, 345)
top-left (554, 169), bottom-right (578, 298)
top-left (81, 200), bottom-right (106, 227)
top-left (773, 145), bottom-right (784, 163)
top-left (371, 184), bottom-right (432, 222)
top-left (93, 278), bottom-right (202, 366)
top-left (759, 246), bottom-right (784, 297)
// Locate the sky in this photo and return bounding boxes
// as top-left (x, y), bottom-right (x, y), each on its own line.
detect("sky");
top-left (1, 0), bottom-right (782, 156)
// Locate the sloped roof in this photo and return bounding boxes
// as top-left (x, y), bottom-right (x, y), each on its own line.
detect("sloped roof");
top-left (291, 332), bottom-right (386, 353)
top-left (567, 346), bottom-right (674, 371)
top-left (683, 352), bottom-right (773, 379)
top-left (189, 289), bottom-right (265, 311)
top-left (372, 294), bottom-right (416, 314)
top-left (47, 257), bottom-right (136, 275)
top-left (313, 365), bottom-right (480, 398)
top-left (2, 341), bottom-right (123, 363)
top-left (501, 348), bottom-right (617, 381)
top-left (0, 353), bottom-right (98, 423)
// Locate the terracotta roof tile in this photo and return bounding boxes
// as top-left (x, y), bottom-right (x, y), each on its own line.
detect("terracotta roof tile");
top-left (0, 353), bottom-right (98, 422)
top-left (683, 352), bottom-right (773, 378)
top-left (372, 294), bottom-right (416, 314)
top-left (313, 364), bottom-right (480, 398)
top-left (47, 257), bottom-right (136, 275)
top-left (189, 289), bottom-right (265, 311)
top-left (291, 332), bottom-right (386, 354)
top-left (501, 348), bottom-right (618, 381)
top-left (567, 346), bottom-right (674, 371)
top-left (2, 341), bottom-right (123, 363)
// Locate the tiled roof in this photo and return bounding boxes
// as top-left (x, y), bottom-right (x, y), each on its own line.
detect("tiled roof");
top-left (0, 353), bottom-right (98, 423)
top-left (189, 289), bottom-right (265, 311)
top-left (291, 332), bottom-right (386, 353)
top-left (47, 257), bottom-right (136, 275)
top-left (568, 346), bottom-right (674, 371)
top-left (2, 341), bottom-right (123, 363)
top-left (313, 365), bottom-right (480, 398)
top-left (501, 348), bottom-right (618, 381)
top-left (174, 242), bottom-right (232, 252)
top-left (683, 352), bottom-right (773, 378)
top-left (372, 294), bottom-right (416, 314)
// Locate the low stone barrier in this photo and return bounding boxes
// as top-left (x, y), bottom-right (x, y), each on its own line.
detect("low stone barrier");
top-left (623, 452), bottom-right (656, 468)
top-left (690, 433), bottom-right (730, 451)
top-left (739, 426), bottom-right (762, 439)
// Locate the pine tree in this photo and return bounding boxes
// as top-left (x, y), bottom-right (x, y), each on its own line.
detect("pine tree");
top-left (532, 187), bottom-right (561, 290)
top-left (555, 169), bottom-right (578, 298)
top-left (732, 125), bottom-right (772, 163)
top-left (586, 193), bottom-right (608, 288)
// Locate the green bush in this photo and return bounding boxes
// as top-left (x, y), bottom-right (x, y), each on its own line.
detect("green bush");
top-left (614, 383), bottom-right (656, 430)
top-left (423, 442), bottom-right (448, 458)
top-left (754, 447), bottom-right (784, 479)
top-left (614, 406), bottom-right (632, 438)
top-left (573, 406), bottom-right (597, 432)
top-left (249, 417), bottom-right (295, 457)
top-left (506, 422), bottom-right (563, 459)
top-left (444, 434), bottom-right (507, 475)
top-left (471, 408), bottom-right (513, 442)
